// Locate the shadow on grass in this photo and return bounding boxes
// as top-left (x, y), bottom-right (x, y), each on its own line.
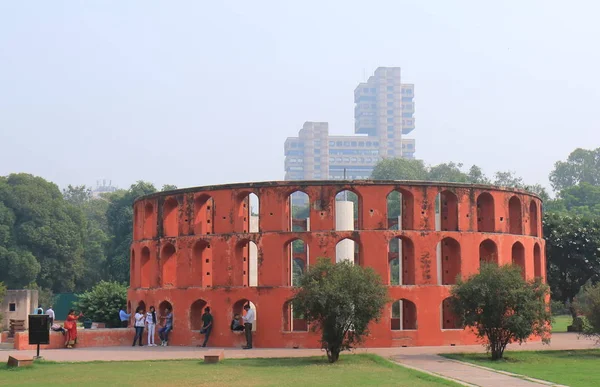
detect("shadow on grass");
top-left (442, 349), bottom-right (600, 363)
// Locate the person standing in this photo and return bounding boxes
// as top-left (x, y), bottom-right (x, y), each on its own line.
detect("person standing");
top-left (36, 305), bottom-right (43, 314)
top-left (119, 307), bottom-right (131, 328)
top-left (158, 307), bottom-right (173, 346)
top-left (45, 306), bottom-right (55, 326)
top-left (198, 307), bottom-right (213, 348)
top-left (242, 304), bottom-right (255, 349)
top-left (132, 306), bottom-right (145, 347)
top-left (64, 309), bottom-right (82, 349)
top-left (146, 306), bottom-right (157, 347)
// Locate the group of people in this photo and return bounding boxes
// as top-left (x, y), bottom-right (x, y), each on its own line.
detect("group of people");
top-left (35, 304), bottom-right (81, 349)
top-left (118, 304), bottom-right (256, 349)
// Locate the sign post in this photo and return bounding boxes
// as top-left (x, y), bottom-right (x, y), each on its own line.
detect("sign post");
top-left (28, 314), bottom-right (49, 360)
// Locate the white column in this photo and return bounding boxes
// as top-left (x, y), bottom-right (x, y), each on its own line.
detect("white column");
top-left (335, 201), bottom-right (354, 263)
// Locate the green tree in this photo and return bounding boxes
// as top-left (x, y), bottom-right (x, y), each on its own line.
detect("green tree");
top-left (75, 280), bottom-right (128, 327)
top-left (576, 282), bottom-right (600, 342)
top-left (549, 147), bottom-right (600, 192)
top-left (450, 264), bottom-right (551, 360)
top-left (467, 165), bottom-right (490, 184)
top-left (293, 259), bottom-right (388, 363)
top-left (543, 212), bottom-right (600, 321)
top-left (161, 184), bottom-right (178, 191)
top-left (493, 170), bottom-right (525, 188)
top-left (552, 183), bottom-right (600, 217)
top-left (0, 282), bottom-right (6, 326)
top-left (371, 158), bottom-right (428, 180)
top-left (427, 162), bottom-right (470, 183)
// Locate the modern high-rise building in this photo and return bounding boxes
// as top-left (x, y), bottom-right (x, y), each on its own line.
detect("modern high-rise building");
top-left (284, 67), bottom-right (415, 180)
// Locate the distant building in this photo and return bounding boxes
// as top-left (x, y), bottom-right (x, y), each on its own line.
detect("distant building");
top-left (92, 179), bottom-right (118, 198)
top-left (284, 67), bottom-right (415, 180)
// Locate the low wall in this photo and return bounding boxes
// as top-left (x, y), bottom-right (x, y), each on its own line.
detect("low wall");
top-left (14, 328), bottom-right (135, 350)
top-left (0, 331), bottom-right (8, 343)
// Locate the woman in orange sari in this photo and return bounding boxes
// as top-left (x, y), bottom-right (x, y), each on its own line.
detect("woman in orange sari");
top-left (64, 309), bottom-right (82, 348)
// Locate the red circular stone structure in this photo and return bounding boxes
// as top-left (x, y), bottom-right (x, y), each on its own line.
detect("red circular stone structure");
top-left (129, 181), bottom-right (545, 348)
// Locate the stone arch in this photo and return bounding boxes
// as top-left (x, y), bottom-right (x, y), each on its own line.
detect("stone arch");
top-left (233, 299), bottom-right (257, 332)
top-left (509, 196), bottom-right (523, 235)
top-left (161, 243), bottom-right (177, 287)
top-left (284, 238), bottom-right (308, 286)
top-left (140, 246), bottom-right (151, 288)
top-left (440, 190), bottom-right (459, 232)
top-left (388, 236), bottom-right (415, 285)
top-left (335, 189), bottom-right (360, 231)
top-left (192, 240), bottom-right (210, 287)
top-left (336, 237), bottom-right (360, 265)
top-left (144, 202), bottom-right (154, 238)
top-left (511, 242), bottom-right (526, 279)
top-left (438, 237), bottom-right (461, 285)
top-left (441, 297), bottom-right (462, 329)
top-left (239, 192), bottom-right (260, 233)
top-left (529, 200), bottom-right (539, 237)
top-left (193, 195), bottom-right (214, 235)
top-left (238, 239), bottom-right (258, 287)
top-left (137, 300), bottom-right (146, 312)
top-left (282, 300), bottom-right (307, 332)
top-left (391, 299), bottom-right (417, 330)
top-left (479, 239), bottom-right (498, 265)
top-left (158, 301), bottom-right (173, 326)
top-left (477, 192), bottom-right (495, 232)
top-left (189, 299), bottom-right (208, 331)
top-left (163, 197), bottom-right (178, 237)
top-left (288, 190), bottom-right (310, 232)
top-left (386, 189), bottom-right (414, 230)
top-left (534, 243), bottom-right (542, 278)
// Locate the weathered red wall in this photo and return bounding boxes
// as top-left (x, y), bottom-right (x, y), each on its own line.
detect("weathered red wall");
top-left (14, 329), bottom-right (135, 350)
top-left (129, 181), bottom-right (546, 348)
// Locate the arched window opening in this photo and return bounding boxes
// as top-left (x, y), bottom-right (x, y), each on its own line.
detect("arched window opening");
top-left (193, 195), bottom-right (214, 235)
top-left (289, 191), bottom-right (310, 232)
top-left (283, 300), bottom-right (307, 332)
top-left (388, 237), bottom-right (415, 285)
top-left (158, 301), bottom-right (173, 327)
top-left (534, 243), bottom-right (542, 278)
top-left (441, 298), bottom-right (462, 330)
top-left (189, 299), bottom-right (208, 331)
top-left (240, 193), bottom-right (260, 233)
top-left (144, 203), bottom-right (154, 238)
top-left (240, 240), bottom-right (258, 287)
top-left (512, 242), bottom-right (526, 280)
top-left (161, 243), bottom-right (177, 287)
top-left (140, 247), bottom-right (151, 288)
top-left (509, 196), bottom-right (523, 235)
top-left (233, 299), bottom-right (257, 332)
top-left (440, 191), bottom-right (459, 232)
top-left (131, 249), bottom-right (136, 287)
top-left (437, 238), bottom-right (461, 285)
top-left (286, 238), bottom-right (309, 286)
top-left (479, 239), bottom-right (498, 266)
top-left (137, 301), bottom-right (146, 313)
top-left (477, 193), bottom-right (495, 233)
top-left (163, 197), bottom-right (178, 237)
top-left (529, 200), bottom-right (539, 237)
top-left (335, 190), bottom-right (359, 231)
top-left (391, 299), bottom-right (417, 330)
top-left (386, 189), bottom-right (414, 230)
top-left (336, 238), bottom-right (359, 265)
top-left (192, 241), bottom-right (209, 287)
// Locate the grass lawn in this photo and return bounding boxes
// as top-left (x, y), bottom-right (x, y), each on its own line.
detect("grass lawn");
top-left (0, 354), bottom-right (460, 387)
top-left (552, 314), bottom-right (571, 333)
top-left (443, 349), bottom-right (600, 387)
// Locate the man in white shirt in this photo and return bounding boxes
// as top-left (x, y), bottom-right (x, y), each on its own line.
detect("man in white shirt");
top-left (45, 306), bottom-right (56, 325)
top-left (242, 304), bottom-right (255, 349)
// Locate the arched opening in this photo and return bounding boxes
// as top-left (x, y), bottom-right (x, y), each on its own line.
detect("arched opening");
top-left (391, 299), bottom-right (417, 330)
top-left (163, 197), bottom-right (178, 237)
top-left (137, 301), bottom-right (146, 312)
top-left (439, 190), bottom-right (459, 232)
top-left (386, 189), bottom-right (414, 230)
top-left (130, 249), bottom-right (136, 287)
top-left (193, 195), bottom-right (214, 235)
top-left (289, 191), bottom-right (310, 232)
top-left (189, 299), bottom-right (208, 331)
top-left (477, 192), bottom-right (495, 233)
top-left (335, 190), bottom-right (360, 231)
top-left (239, 192), bottom-right (260, 233)
top-left (161, 243), bottom-right (177, 287)
top-left (509, 196), bottom-right (523, 235)
top-left (282, 300), bottom-right (307, 332)
top-left (140, 247), bottom-right (151, 288)
top-left (233, 299), bottom-right (257, 332)
top-left (534, 243), bottom-right (542, 278)
top-left (529, 200), bottom-right (539, 237)
top-left (336, 238), bottom-right (360, 265)
top-left (158, 301), bottom-right (173, 326)
top-left (144, 203), bottom-right (154, 238)
top-left (437, 237), bottom-right (461, 285)
top-left (479, 239), bottom-right (498, 266)
top-left (239, 240), bottom-right (258, 287)
top-left (512, 242), bottom-right (526, 280)
top-left (441, 298), bottom-right (462, 329)
top-left (286, 237), bottom-right (308, 286)
top-left (388, 237), bottom-right (415, 285)
top-left (192, 241), bottom-right (209, 287)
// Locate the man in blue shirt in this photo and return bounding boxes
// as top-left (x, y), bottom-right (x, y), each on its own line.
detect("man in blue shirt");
top-left (158, 307), bottom-right (173, 346)
top-left (119, 307), bottom-right (131, 328)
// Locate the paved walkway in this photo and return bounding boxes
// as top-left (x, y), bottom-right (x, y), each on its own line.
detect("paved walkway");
top-left (0, 333), bottom-right (595, 387)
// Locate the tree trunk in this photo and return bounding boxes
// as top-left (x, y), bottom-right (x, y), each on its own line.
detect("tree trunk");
top-left (326, 346), bottom-right (340, 363)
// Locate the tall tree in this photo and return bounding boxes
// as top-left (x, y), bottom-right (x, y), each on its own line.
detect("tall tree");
top-left (427, 162), bottom-right (470, 183)
top-left (549, 147), bottom-right (600, 192)
top-left (493, 170), bottom-right (525, 188)
top-left (371, 158), bottom-right (428, 180)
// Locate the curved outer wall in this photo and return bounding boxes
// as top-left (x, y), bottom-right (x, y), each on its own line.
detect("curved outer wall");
top-left (129, 181), bottom-right (546, 348)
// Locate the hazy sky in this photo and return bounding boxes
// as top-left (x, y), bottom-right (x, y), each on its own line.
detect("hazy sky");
top-left (1, 1), bottom-right (599, 192)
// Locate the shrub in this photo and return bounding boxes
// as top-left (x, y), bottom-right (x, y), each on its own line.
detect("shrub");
top-left (293, 258), bottom-right (388, 363)
top-left (450, 263), bottom-right (551, 360)
top-left (576, 282), bottom-right (600, 342)
top-left (75, 281), bottom-right (127, 327)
